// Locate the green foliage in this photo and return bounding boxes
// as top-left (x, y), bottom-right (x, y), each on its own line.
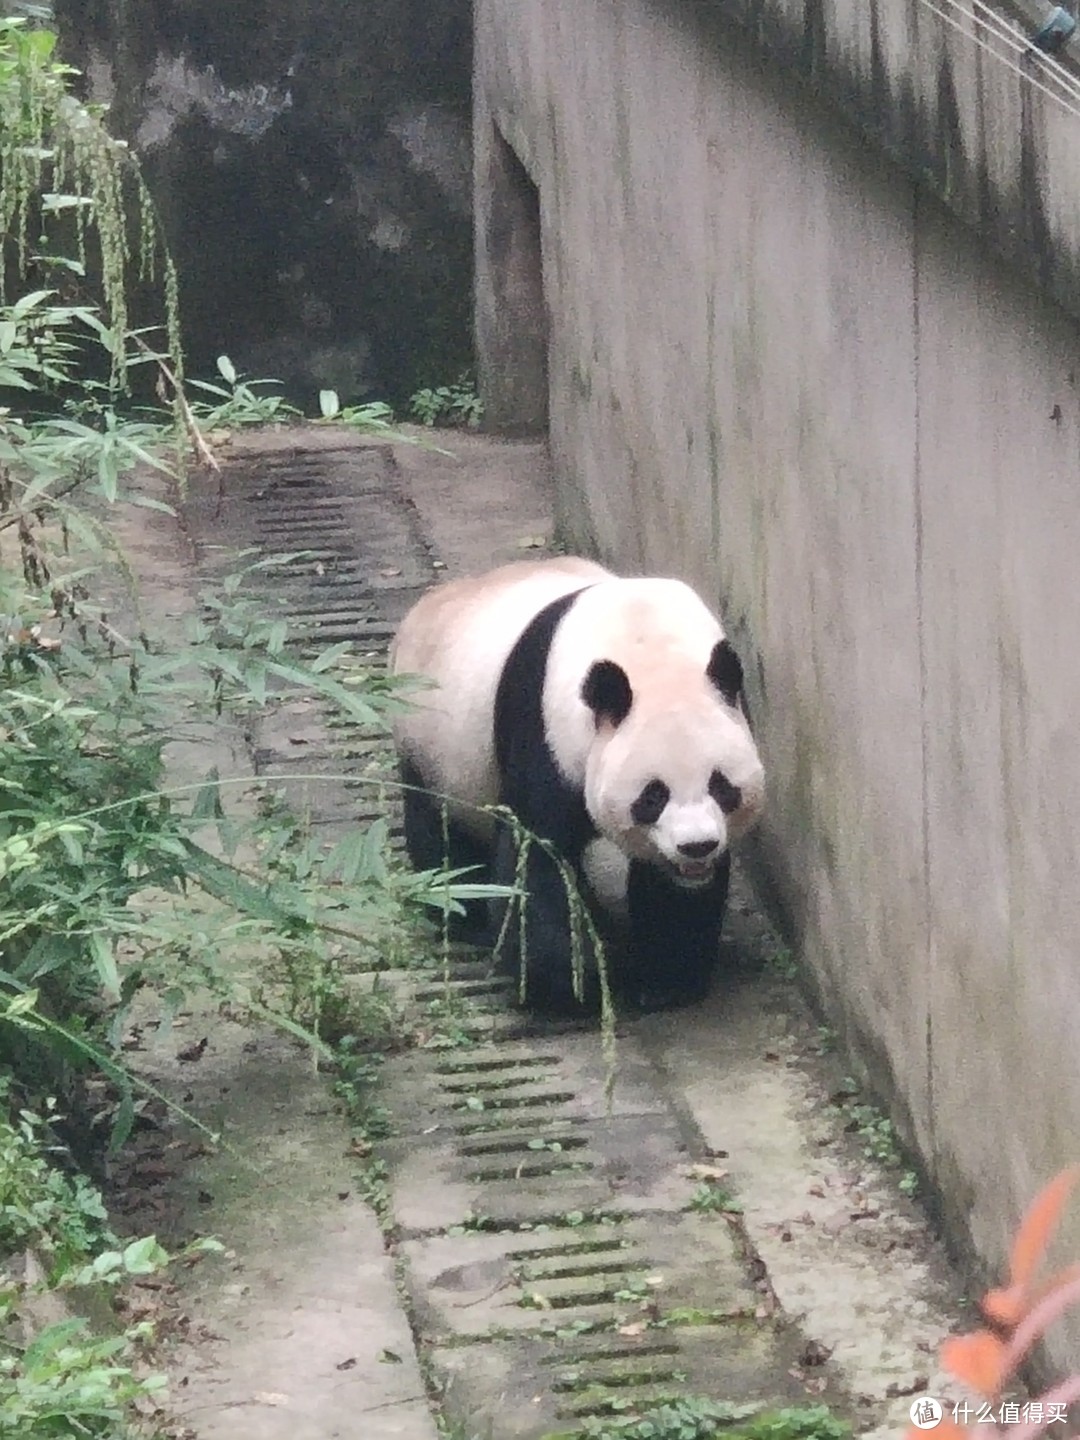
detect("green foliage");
top-left (612, 1274), bottom-right (655, 1304)
top-left (447, 1212), bottom-right (498, 1236)
top-left (814, 1026), bottom-right (836, 1054)
top-left (332, 1039), bottom-right (392, 1141)
top-left (0, 19), bottom-right (513, 1440)
top-left (0, 514), bottom-right (451, 1096)
top-left (0, 10), bottom-right (181, 390)
top-left (0, 1093), bottom-right (113, 1271)
top-left (318, 389), bottom-right (394, 430)
top-left (489, 808), bottom-right (617, 1087)
top-left (688, 1181), bottom-right (742, 1215)
top-left (846, 1102), bottom-right (899, 1166)
top-left (0, 1078), bottom-right (223, 1437)
top-left (544, 1401), bottom-right (851, 1440)
top-left (833, 1083), bottom-right (918, 1197)
top-left (187, 353), bottom-right (301, 428)
top-left (316, 388), bottom-right (457, 456)
top-left (764, 945), bottom-right (798, 982)
top-left (0, 1310), bottom-right (164, 1439)
top-left (407, 372), bottom-right (483, 429)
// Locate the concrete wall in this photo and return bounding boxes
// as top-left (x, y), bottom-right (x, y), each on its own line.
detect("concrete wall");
top-left (475, 0), bottom-right (1080, 1367)
top-left (57, 0), bottom-right (474, 406)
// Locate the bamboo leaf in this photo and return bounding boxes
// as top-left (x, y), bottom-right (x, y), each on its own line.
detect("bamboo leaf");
top-left (181, 839), bottom-right (309, 929)
top-left (89, 931), bottom-right (121, 1000)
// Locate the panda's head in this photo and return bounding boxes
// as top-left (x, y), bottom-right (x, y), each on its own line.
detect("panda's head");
top-left (579, 638), bottom-right (764, 889)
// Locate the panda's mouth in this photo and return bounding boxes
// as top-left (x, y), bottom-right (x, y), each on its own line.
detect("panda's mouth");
top-left (670, 857), bottom-right (718, 888)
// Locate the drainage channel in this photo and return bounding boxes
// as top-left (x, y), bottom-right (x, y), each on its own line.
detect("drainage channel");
top-left (186, 441), bottom-right (433, 847)
top-left (183, 436), bottom-right (847, 1440)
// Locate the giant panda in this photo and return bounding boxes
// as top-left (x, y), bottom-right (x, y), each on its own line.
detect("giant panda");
top-left (388, 556), bottom-right (765, 1012)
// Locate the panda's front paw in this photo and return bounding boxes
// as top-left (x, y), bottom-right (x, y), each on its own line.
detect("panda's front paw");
top-left (442, 906), bottom-right (493, 945)
top-left (493, 935), bottom-right (599, 1015)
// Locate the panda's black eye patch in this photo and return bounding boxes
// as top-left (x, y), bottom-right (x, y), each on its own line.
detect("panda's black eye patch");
top-left (631, 780), bottom-right (670, 826)
top-left (710, 770), bottom-right (742, 814)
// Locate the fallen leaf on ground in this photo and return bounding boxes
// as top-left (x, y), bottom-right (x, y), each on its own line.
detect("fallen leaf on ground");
top-left (801, 1339), bottom-right (833, 1366)
top-left (687, 1163), bottom-right (729, 1182)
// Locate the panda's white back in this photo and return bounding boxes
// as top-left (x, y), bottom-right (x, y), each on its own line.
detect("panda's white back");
top-left (389, 557), bottom-right (611, 837)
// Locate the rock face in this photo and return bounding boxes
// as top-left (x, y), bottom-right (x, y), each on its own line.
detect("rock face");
top-left (57, 0), bottom-right (474, 407)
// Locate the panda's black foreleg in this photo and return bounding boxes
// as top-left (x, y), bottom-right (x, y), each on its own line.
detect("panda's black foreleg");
top-left (626, 852), bottom-right (731, 1010)
top-left (491, 823), bottom-right (600, 1013)
top-left (398, 758), bottom-right (491, 941)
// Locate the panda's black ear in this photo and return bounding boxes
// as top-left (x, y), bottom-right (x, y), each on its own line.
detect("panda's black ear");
top-left (707, 640), bottom-right (743, 706)
top-left (581, 660), bottom-right (633, 728)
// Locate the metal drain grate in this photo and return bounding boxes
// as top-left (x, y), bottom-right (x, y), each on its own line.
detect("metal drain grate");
top-left (185, 437), bottom-right (832, 1440)
top-left (380, 1021), bottom-right (805, 1435)
top-left (185, 442), bottom-right (433, 843)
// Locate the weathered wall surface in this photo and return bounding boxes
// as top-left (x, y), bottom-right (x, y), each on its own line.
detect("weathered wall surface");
top-left (475, 0), bottom-right (1080, 1366)
top-left (57, 0), bottom-right (474, 405)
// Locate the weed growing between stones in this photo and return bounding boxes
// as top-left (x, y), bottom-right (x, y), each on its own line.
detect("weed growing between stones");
top-left (688, 1180), bottom-right (743, 1216)
top-left (538, 1400), bottom-right (851, 1440)
top-left (814, 1026), bottom-right (837, 1054)
top-left (829, 1080), bottom-right (919, 1196)
top-left (417, 993), bottom-right (484, 1051)
top-left (436, 1417), bottom-right (496, 1440)
top-left (764, 944), bottom-right (800, 982)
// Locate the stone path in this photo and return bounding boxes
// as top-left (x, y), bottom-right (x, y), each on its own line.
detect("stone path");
top-left (113, 426), bottom-right (969, 1440)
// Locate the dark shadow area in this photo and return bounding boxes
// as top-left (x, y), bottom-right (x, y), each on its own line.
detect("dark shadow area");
top-left (56, 0), bottom-right (475, 408)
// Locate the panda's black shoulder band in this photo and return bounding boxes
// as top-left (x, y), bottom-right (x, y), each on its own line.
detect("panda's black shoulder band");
top-left (494, 586), bottom-right (598, 857)
top-left (494, 586), bottom-right (592, 778)
top-left (706, 639), bottom-right (743, 707)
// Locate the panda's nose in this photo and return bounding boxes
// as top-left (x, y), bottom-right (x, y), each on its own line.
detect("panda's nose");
top-left (678, 839), bottom-right (719, 859)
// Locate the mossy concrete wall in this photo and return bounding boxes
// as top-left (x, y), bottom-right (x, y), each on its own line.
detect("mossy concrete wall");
top-left (475, 0), bottom-right (1080, 1367)
top-left (57, 0), bottom-right (474, 406)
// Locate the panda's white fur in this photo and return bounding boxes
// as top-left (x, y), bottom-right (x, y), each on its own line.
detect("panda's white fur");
top-left (581, 838), bottom-right (631, 921)
top-left (390, 556), bottom-right (764, 1010)
top-left (390, 556), bottom-right (609, 845)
